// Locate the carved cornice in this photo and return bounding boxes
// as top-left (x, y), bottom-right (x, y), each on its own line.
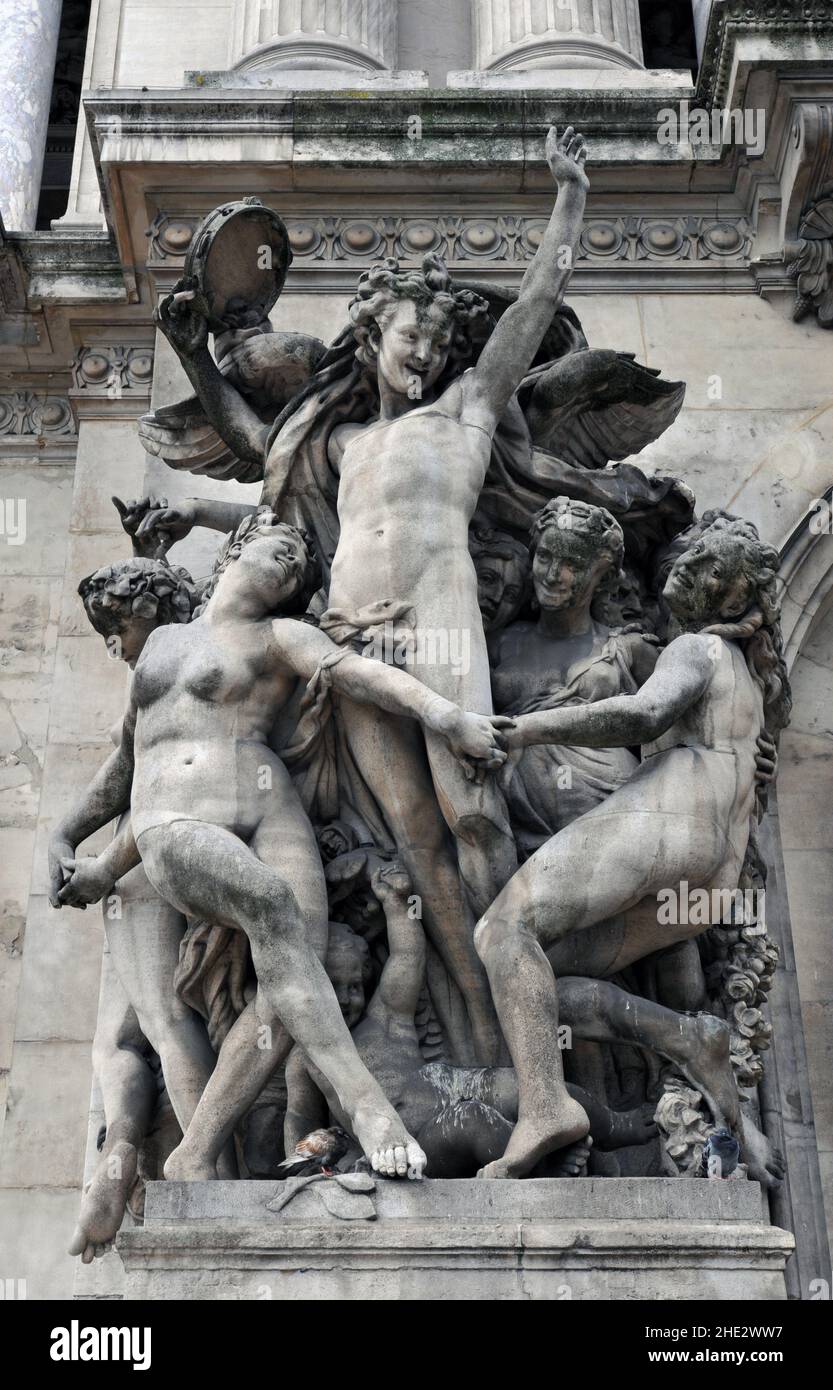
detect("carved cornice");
top-left (697, 0), bottom-right (833, 109)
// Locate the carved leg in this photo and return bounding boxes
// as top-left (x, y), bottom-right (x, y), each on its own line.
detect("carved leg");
top-left (69, 955), bottom-right (156, 1262)
top-left (138, 819), bottom-right (426, 1180)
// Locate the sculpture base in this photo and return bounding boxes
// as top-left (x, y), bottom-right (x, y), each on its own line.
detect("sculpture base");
top-left (118, 1178), bottom-right (793, 1301)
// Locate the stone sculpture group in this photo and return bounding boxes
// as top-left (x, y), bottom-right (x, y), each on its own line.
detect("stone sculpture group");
top-left (47, 127), bottom-right (789, 1263)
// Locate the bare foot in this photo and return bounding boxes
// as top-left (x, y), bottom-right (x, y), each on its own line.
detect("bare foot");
top-left (738, 1109), bottom-right (785, 1190)
top-left (163, 1142), bottom-right (219, 1182)
top-left (354, 1104), bottom-right (426, 1180)
top-left (674, 1013), bottom-right (739, 1129)
top-left (479, 1091), bottom-right (590, 1179)
top-left (551, 1136), bottom-right (593, 1177)
top-left (68, 1139), bottom-right (138, 1263)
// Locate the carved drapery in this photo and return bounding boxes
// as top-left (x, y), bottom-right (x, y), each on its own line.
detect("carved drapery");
top-left (471, 0), bottom-right (644, 72)
top-left (230, 0), bottom-right (397, 73)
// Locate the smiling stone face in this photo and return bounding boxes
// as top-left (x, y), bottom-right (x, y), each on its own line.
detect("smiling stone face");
top-left (373, 298), bottom-right (453, 398)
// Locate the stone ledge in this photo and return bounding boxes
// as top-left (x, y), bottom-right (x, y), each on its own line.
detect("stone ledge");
top-left (117, 1178), bottom-right (794, 1301)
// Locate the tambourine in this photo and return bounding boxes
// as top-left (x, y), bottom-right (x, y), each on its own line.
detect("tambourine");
top-left (183, 197), bottom-right (292, 334)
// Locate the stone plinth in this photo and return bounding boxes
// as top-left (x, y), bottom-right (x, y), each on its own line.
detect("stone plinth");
top-left (119, 1178), bottom-right (793, 1301)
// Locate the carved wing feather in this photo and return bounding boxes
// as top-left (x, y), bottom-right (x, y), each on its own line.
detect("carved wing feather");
top-left (137, 396), bottom-right (264, 485)
top-left (523, 349), bottom-right (686, 470)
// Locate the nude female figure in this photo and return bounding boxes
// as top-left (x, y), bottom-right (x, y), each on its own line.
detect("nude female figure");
top-left (56, 513), bottom-right (506, 1179)
top-left (47, 559), bottom-right (244, 1253)
top-left (151, 125), bottom-right (589, 1067)
top-left (473, 514), bottom-right (790, 1178)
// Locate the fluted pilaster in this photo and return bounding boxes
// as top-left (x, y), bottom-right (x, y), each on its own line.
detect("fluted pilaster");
top-left (472, 0), bottom-right (644, 73)
top-left (231, 0), bottom-right (397, 73)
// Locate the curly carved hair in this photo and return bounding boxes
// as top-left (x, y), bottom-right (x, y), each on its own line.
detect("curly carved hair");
top-left (197, 508), bottom-right (321, 616)
top-left (693, 515), bottom-right (791, 738)
top-left (78, 557), bottom-right (195, 637)
top-left (530, 496), bottom-right (625, 597)
top-left (348, 255), bottom-right (491, 370)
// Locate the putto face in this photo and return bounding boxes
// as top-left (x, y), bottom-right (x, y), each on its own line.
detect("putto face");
top-left (326, 949), bottom-right (367, 1029)
top-left (532, 524), bottom-right (612, 612)
top-left (663, 534), bottom-right (751, 625)
top-left (374, 299), bottom-right (453, 398)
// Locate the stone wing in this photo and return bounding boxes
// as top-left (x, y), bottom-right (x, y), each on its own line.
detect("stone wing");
top-left (522, 348), bottom-right (686, 470)
top-left (137, 396), bottom-right (264, 484)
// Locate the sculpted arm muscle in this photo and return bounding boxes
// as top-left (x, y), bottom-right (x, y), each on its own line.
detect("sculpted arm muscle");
top-left (511, 634), bottom-right (714, 749)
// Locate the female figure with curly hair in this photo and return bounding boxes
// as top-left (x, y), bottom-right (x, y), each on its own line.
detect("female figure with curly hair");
top-left (473, 516), bottom-right (791, 1178)
top-left (48, 558), bottom-right (234, 1257)
top-left (154, 126), bottom-right (589, 1066)
top-left (54, 513), bottom-right (506, 1181)
top-left (489, 497), bottom-right (660, 859)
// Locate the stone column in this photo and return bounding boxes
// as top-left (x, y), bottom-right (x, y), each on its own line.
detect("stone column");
top-left (472, 0), bottom-right (644, 72)
top-left (0, 0), bottom-right (63, 231)
top-left (230, 0), bottom-right (397, 73)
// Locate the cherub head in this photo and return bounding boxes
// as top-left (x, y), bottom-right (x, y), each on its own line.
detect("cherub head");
top-left (529, 497), bottom-right (625, 615)
top-left (203, 509), bottom-right (321, 617)
top-left (349, 255), bottom-right (490, 398)
top-left (468, 517), bottom-right (529, 631)
top-left (325, 924), bottom-right (374, 1029)
top-left (78, 557), bottom-right (195, 665)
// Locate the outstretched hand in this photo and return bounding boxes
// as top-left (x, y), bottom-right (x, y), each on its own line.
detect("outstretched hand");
top-left (113, 495), bottom-right (197, 558)
top-left (546, 125), bottom-right (589, 193)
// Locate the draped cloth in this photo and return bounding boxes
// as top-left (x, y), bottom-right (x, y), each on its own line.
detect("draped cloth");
top-left (280, 600), bottom-right (417, 839)
top-left (501, 635), bottom-right (644, 861)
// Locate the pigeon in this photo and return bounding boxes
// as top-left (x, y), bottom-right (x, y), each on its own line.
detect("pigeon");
top-left (278, 1126), bottom-right (352, 1178)
top-left (699, 1128), bottom-right (740, 1180)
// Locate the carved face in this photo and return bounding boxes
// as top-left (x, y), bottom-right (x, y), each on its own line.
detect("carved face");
top-left (473, 549), bottom-right (526, 631)
top-left (532, 522), bottom-right (615, 612)
top-left (325, 945), bottom-right (367, 1029)
top-left (663, 533), bottom-right (752, 625)
top-left (226, 527), bottom-right (309, 612)
top-left (114, 616), bottom-right (162, 667)
top-left (372, 298), bottom-right (453, 398)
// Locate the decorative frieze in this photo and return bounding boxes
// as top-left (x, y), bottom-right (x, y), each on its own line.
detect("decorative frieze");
top-left (146, 210), bottom-right (752, 272)
top-left (0, 390), bottom-right (75, 438)
top-left (72, 345), bottom-right (155, 396)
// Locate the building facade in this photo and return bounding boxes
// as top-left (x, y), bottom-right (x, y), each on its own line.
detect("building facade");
top-left (1, 0), bottom-right (832, 1299)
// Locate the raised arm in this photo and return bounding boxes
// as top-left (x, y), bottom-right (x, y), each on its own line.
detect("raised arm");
top-left (155, 278), bottom-right (271, 466)
top-left (466, 126), bottom-right (588, 431)
top-left (48, 698), bottom-right (137, 907)
top-left (507, 633), bottom-right (714, 751)
top-left (367, 864), bottom-right (426, 1024)
top-left (272, 618), bottom-right (509, 776)
top-left (114, 494), bottom-right (258, 559)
